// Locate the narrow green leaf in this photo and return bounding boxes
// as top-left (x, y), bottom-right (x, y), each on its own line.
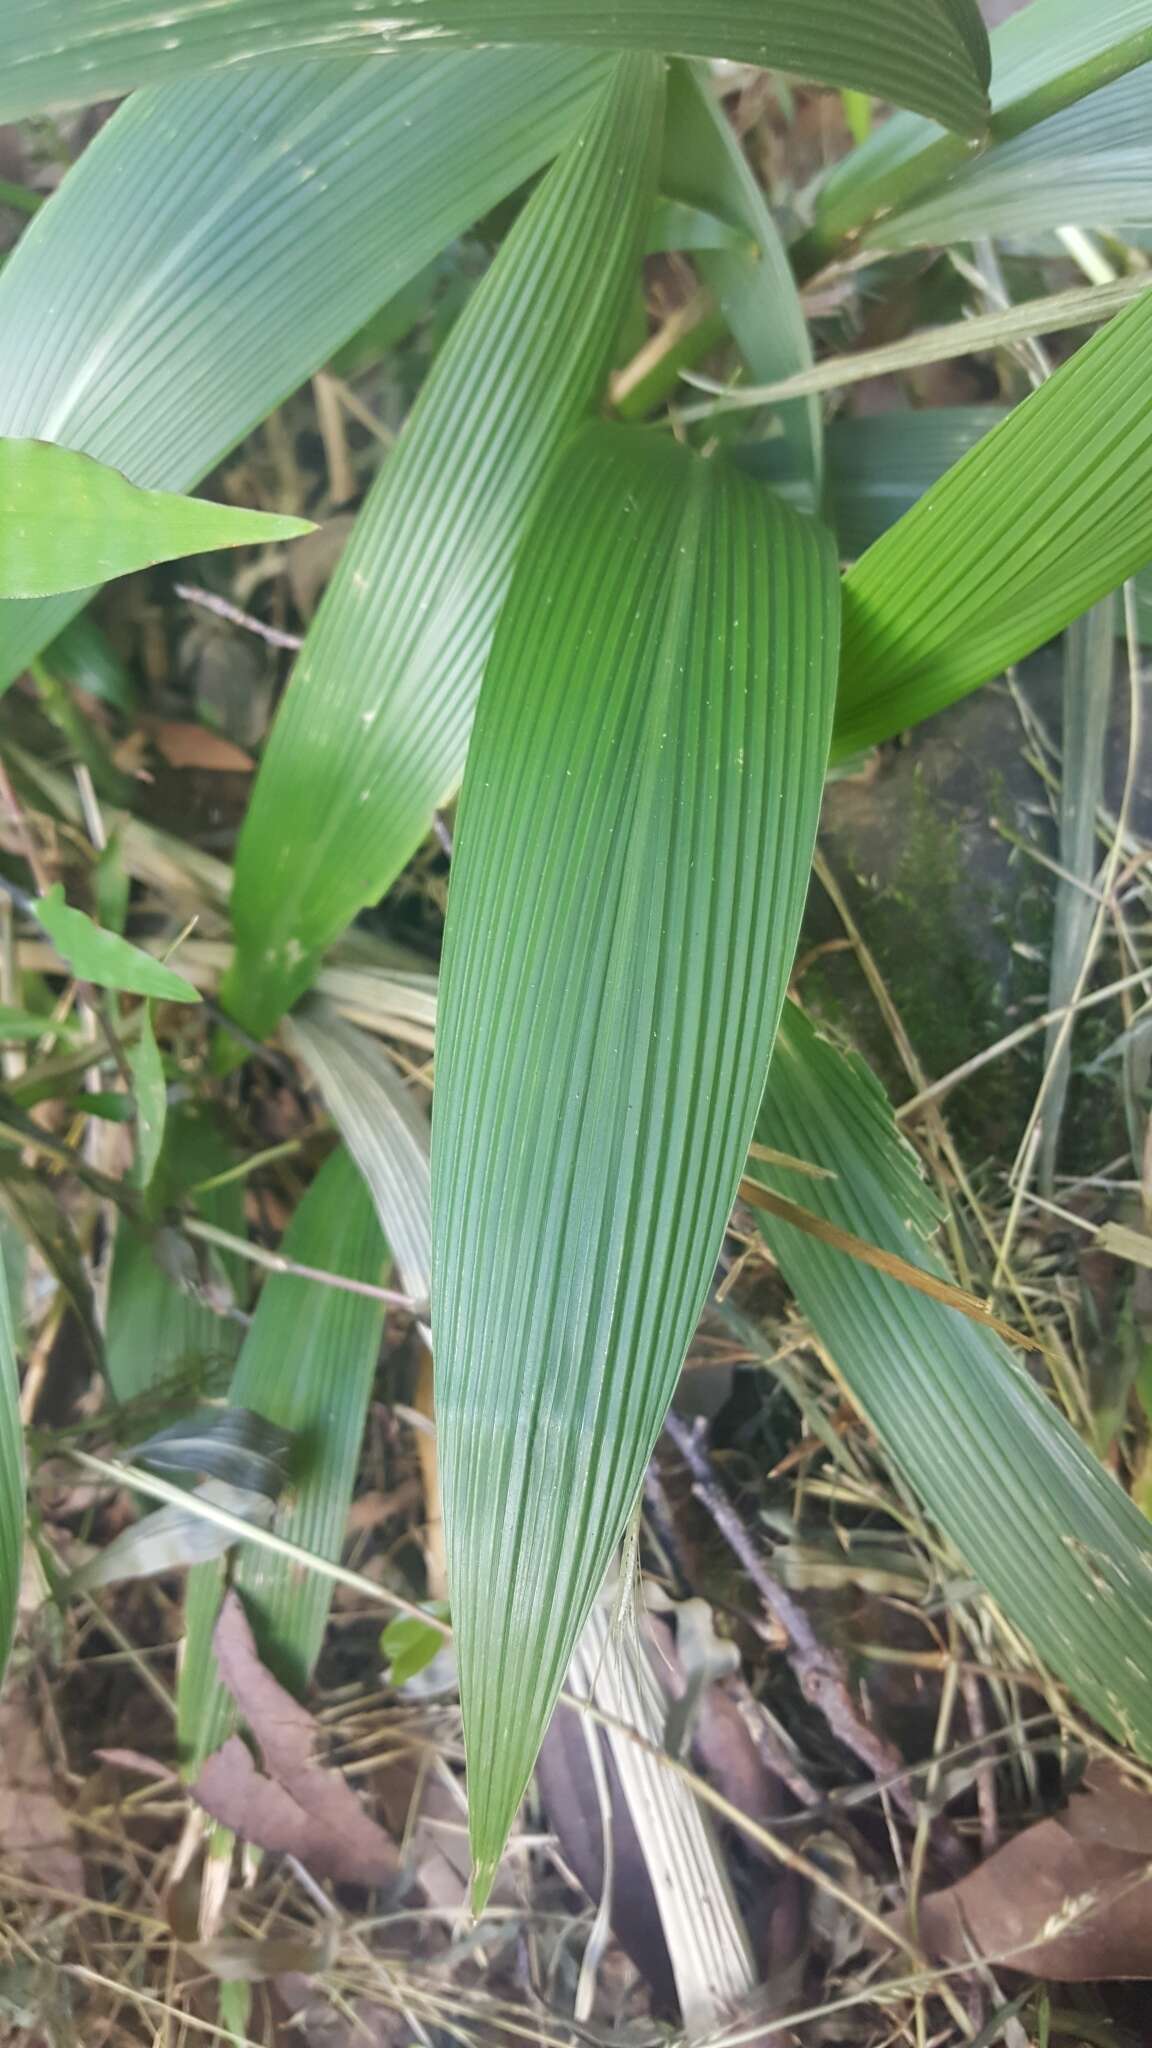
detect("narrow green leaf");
top-left (128, 1005), bottom-right (166, 1193)
top-left (0, 439), bottom-right (311, 600)
top-left (865, 63), bottom-right (1152, 249)
top-left (833, 280), bottom-right (1152, 758)
top-left (34, 885), bottom-right (200, 1003)
top-left (0, 1250), bottom-right (22, 1690)
top-left (0, 50), bottom-right (612, 686)
top-left (808, 0), bottom-right (1152, 255)
top-left (225, 53), bottom-right (665, 1038)
top-left (662, 62), bottom-right (821, 501)
top-left (0, 2), bottom-right (991, 136)
top-left (1038, 602), bottom-right (1114, 1196)
top-left (431, 423), bottom-right (840, 1903)
top-left (0, 1005), bottom-right (82, 1045)
top-left (284, 1001), bottom-right (430, 1304)
top-left (178, 1148), bottom-right (387, 1767)
top-left (105, 1106), bottom-right (245, 1406)
top-left (750, 1006), bottom-right (1152, 1762)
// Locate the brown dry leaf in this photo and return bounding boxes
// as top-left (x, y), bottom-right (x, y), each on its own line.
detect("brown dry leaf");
top-left (191, 1592), bottom-right (398, 1887)
top-left (912, 1761), bottom-right (1152, 1979)
top-left (0, 1690), bottom-right (85, 1896)
top-left (142, 719), bottom-right (255, 773)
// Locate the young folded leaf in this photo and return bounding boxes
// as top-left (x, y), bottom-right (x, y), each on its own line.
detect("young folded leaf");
top-left (178, 1147), bottom-right (387, 1767)
top-left (750, 1007), bottom-right (1152, 1760)
top-left (431, 423), bottom-right (840, 1903)
top-left (224, 52), bottom-right (665, 1039)
top-left (834, 278), bottom-right (1152, 756)
top-left (0, 440), bottom-right (311, 599)
top-left (0, 0), bottom-right (992, 137)
top-left (0, 1252), bottom-right (22, 1692)
top-left (0, 50), bottom-right (611, 685)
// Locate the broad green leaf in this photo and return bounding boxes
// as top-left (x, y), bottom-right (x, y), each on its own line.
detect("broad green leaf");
top-left (431, 423), bottom-right (840, 1903)
top-left (0, 50), bottom-right (613, 685)
top-left (0, 439), bottom-right (311, 599)
top-left (105, 1105), bottom-right (244, 1406)
top-left (225, 53), bottom-right (665, 1038)
top-left (806, 0), bottom-right (1152, 259)
top-left (751, 1006), bottom-right (1152, 1761)
top-left (867, 63), bottom-right (1152, 249)
top-left (34, 885), bottom-right (200, 1003)
top-left (0, 1249), bottom-right (22, 1690)
top-left (0, 2), bottom-right (992, 137)
top-left (662, 62), bottom-right (821, 502)
top-left (178, 1147), bottom-right (387, 1766)
top-left (833, 280), bottom-right (1152, 757)
top-left (128, 1004), bottom-right (166, 1193)
top-left (284, 1001), bottom-right (431, 1303)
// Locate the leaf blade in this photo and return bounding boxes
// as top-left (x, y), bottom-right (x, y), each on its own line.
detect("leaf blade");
top-left (0, 1248), bottom-right (22, 1690)
top-left (833, 279), bottom-right (1152, 756)
top-left (225, 51), bottom-right (666, 1036)
top-left (0, 439), bottom-right (311, 599)
top-left (0, 48), bottom-right (613, 685)
top-left (431, 423), bottom-right (840, 1900)
top-left (34, 885), bottom-right (200, 1003)
top-left (750, 1007), bottom-right (1152, 1762)
top-left (0, 2), bottom-right (991, 135)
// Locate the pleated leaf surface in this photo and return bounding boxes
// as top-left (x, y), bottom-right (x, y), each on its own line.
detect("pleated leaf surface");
top-left (431, 423), bottom-right (840, 1901)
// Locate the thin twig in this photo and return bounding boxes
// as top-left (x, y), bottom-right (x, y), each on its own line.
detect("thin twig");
top-left (174, 584), bottom-right (303, 652)
top-left (662, 1412), bottom-right (923, 1829)
top-left (181, 1216), bottom-right (423, 1314)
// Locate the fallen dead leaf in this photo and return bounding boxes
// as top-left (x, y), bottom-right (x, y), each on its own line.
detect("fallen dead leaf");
top-left (191, 1592), bottom-right (398, 1888)
top-left (142, 718), bottom-right (255, 773)
top-left (0, 1689), bottom-right (85, 1897)
top-left (910, 1760), bottom-right (1152, 1979)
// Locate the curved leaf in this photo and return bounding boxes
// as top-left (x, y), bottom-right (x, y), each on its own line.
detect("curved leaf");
top-left (868, 63), bottom-right (1152, 249)
top-left (808, 0), bottom-right (1152, 258)
top-left (431, 423), bottom-right (840, 1902)
top-left (224, 52), bottom-right (665, 1038)
top-left (662, 62), bottom-right (821, 501)
top-left (0, 439), bottom-right (311, 600)
top-left (0, 2), bottom-right (991, 136)
top-left (834, 279), bottom-right (1152, 757)
top-left (751, 1007), bottom-right (1152, 1762)
top-left (0, 49), bottom-right (612, 685)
